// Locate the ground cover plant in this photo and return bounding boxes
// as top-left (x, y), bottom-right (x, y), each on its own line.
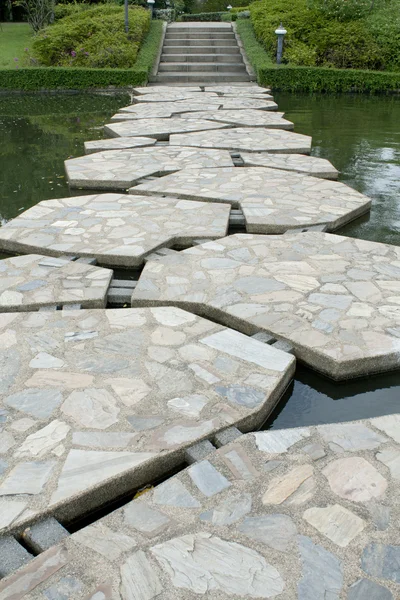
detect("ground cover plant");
top-left (0, 22), bottom-right (32, 68)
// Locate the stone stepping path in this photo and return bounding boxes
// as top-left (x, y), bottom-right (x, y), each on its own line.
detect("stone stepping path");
top-left (84, 137), bottom-right (156, 155)
top-left (169, 128), bottom-right (312, 153)
top-left (2, 416), bottom-right (398, 598)
top-left (0, 194), bottom-right (230, 268)
top-left (130, 167), bottom-right (371, 233)
top-left (177, 109), bottom-right (294, 129)
top-left (1, 85), bottom-right (398, 594)
top-left (0, 255), bottom-right (112, 312)
top-left (240, 152), bottom-right (338, 179)
top-left (65, 147), bottom-right (234, 190)
top-left (131, 231), bottom-right (400, 380)
top-left (104, 118), bottom-right (230, 141)
top-left (0, 306), bottom-right (294, 537)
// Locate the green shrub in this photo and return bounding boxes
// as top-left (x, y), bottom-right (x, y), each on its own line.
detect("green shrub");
top-left (366, 1), bottom-right (400, 71)
top-left (190, 0), bottom-right (247, 13)
top-left (53, 3), bottom-right (90, 21)
top-left (32, 4), bottom-right (150, 68)
top-left (285, 40), bottom-right (317, 66)
top-left (310, 0), bottom-right (371, 21)
top-left (313, 21), bottom-right (384, 69)
top-left (235, 19), bottom-right (274, 72)
top-left (181, 11), bottom-right (224, 20)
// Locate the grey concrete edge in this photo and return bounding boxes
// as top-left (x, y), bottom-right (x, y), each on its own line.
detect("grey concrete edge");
top-left (151, 21), bottom-right (168, 78)
top-left (232, 22), bottom-right (257, 81)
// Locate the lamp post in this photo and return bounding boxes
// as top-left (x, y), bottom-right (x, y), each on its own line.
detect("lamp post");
top-left (275, 22), bottom-right (287, 64)
top-left (124, 0), bottom-right (129, 34)
top-left (227, 4), bottom-right (232, 9)
top-left (147, 0), bottom-right (155, 18)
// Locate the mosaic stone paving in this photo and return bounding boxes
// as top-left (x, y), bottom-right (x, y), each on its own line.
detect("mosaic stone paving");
top-left (131, 92), bottom-right (220, 103)
top-left (130, 167), bottom-right (371, 233)
top-left (84, 137), bottom-right (156, 155)
top-left (240, 152), bottom-right (339, 179)
top-left (65, 147), bottom-right (234, 190)
top-left (104, 118), bottom-right (230, 141)
top-left (2, 417), bottom-right (399, 598)
top-left (116, 101), bottom-right (223, 119)
top-left (216, 98), bottom-right (278, 111)
top-left (0, 194), bottom-right (230, 268)
top-left (0, 307), bottom-right (294, 536)
top-left (131, 231), bottom-right (400, 379)
top-left (179, 110), bottom-right (294, 129)
top-left (204, 85), bottom-right (271, 94)
top-left (133, 86), bottom-right (203, 94)
top-left (169, 128), bottom-right (312, 153)
top-left (0, 255), bottom-right (112, 312)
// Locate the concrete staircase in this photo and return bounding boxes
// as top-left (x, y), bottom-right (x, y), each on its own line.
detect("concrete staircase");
top-left (151, 22), bottom-right (251, 84)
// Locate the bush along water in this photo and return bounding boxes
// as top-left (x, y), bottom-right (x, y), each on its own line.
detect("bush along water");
top-left (250, 0), bottom-right (400, 72)
top-left (31, 4), bottom-right (150, 68)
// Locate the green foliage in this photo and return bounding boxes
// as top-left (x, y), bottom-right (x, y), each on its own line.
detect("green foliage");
top-left (190, 0), bottom-right (247, 14)
top-left (235, 19), bottom-right (274, 73)
top-left (250, 0), bottom-right (400, 71)
top-left (0, 20), bottom-right (163, 90)
top-left (236, 16), bottom-right (400, 92)
top-left (53, 3), bottom-right (90, 21)
top-left (259, 65), bottom-right (400, 93)
top-left (32, 4), bottom-right (150, 68)
top-left (181, 11), bottom-right (225, 20)
top-left (310, 0), bottom-right (371, 21)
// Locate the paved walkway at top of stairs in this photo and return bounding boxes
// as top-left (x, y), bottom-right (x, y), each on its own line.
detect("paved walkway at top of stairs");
top-left (153, 22), bottom-right (252, 84)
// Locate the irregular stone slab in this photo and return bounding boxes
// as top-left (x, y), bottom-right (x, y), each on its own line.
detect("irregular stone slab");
top-left (130, 168), bottom-right (370, 234)
top-left (104, 118), bottom-right (229, 141)
top-left (298, 535), bottom-right (343, 600)
top-left (362, 543), bottom-right (400, 583)
top-left (323, 457), bottom-right (388, 502)
top-left (4, 417), bottom-right (396, 597)
top-left (170, 128), bottom-right (311, 153)
top-left (130, 231), bottom-right (400, 379)
top-left (133, 85), bottom-right (203, 94)
top-left (238, 514), bottom-right (297, 551)
top-left (376, 446), bottom-right (400, 480)
top-left (150, 532), bottom-right (285, 597)
top-left (218, 98), bottom-right (278, 111)
top-left (303, 504), bottom-right (365, 547)
top-left (347, 578), bottom-right (393, 600)
top-left (318, 422), bottom-right (387, 452)
top-left (262, 464), bottom-right (314, 505)
top-left (0, 194), bottom-right (230, 268)
top-left (255, 428), bottom-right (310, 453)
top-left (84, 136), bottom-right (156, 154)
top-left (132, 91), bottom-right (219, 103)
top-left (0, 254), bottom-right (112, 312)
top-left (371, 414), bottom-right (400, 443)
top-left (181, 110), bottom-right (294, 129)
top-left (116, 101), bottom-right (223, 119)
top-left (65, 147), bottom-right (234, 190)
top-left (240, 152), bottom-right (339, 179)
top-left (0, 307), bottom-right (294, 534)
top-left (204, 85), bottom-right (271, 94)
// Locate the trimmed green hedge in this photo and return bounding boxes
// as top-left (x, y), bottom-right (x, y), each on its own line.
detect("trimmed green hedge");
top-left (236, 20), bottom-right (400, 93)
top-left (259, 66), bottom-right (400, 93)
top-left (181, 12), bottom-right (225, 21)
top-left (0, 20), bottom-right (163, 91)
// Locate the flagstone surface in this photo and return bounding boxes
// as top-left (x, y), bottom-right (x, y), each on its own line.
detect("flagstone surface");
top-left (133, 86), bottom-right (203, 94)
top-left (180, 110), bottom-right (294, 129)
top-left (104, 118), bottom-right (230, 141)
top-left (116, 102), bottom-right (223, 119)
top-left (65, 147), bottom-right (234, 190)
top-left (131, 231), bottom-right (400, 379)
top-left (0, 194), bottom-right (230, 267)
top-left (131, 92), bottom-right (220, 103)
top-left (84, 137), bottom-right (156, 155)
top-left (0, 255), bottom-right (112, 311)
top-left (0, 307), bottom-right (294, 535)
top-left (2, 416), bottom-right (398, 599)
top-left (130, 167), bottom-right (371, 233)
top-left (240, 152), bottom-right (339, 179)
top-left (169, 128), bottom-right (312, 153)
top-left (204, 85), bottom-right (271, 94)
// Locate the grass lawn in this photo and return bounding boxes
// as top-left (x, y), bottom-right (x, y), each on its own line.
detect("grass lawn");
top-left (0, 22), bottom-right (32, 68)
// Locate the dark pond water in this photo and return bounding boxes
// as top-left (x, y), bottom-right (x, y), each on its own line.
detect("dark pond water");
top-left (0, 91), bottom-right (400, 429)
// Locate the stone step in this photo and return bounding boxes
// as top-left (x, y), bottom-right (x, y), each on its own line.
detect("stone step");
top-left (161, 53), bottom-right (241, 63)
top-left (165, 32), bottom-right (236, 40)
top-left (162, 45), bottom-right (241, 54)
top-left (158, 63), bottom-right (247, 73)
top-left (151, 72), bottom-right (251, 83)
top-left (164, 38), bottom-right (237, 47)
